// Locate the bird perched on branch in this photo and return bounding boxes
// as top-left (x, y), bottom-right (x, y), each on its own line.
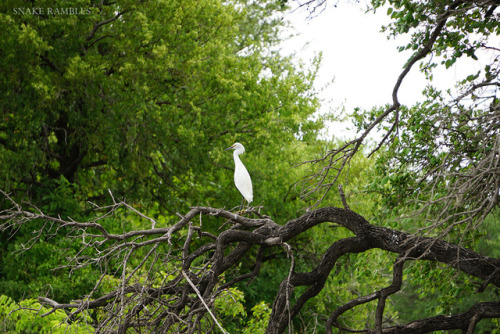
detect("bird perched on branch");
top-left (225, 143), bottom-right (253, 210)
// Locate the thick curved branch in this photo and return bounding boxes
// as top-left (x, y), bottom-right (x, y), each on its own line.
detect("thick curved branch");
top-left (380, 302), bottom-right (500, 334)
top-left (267, 207), bottom-right (500, 333)
top-left (268, 236), bottom-right (371, 333)
top-left (281, 207), bottom-right (500, 286)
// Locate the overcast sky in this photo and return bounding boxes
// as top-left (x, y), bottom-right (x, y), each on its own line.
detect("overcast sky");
top-left (283, 4), bottom-right (420, 106)
top-left (280, 2), bottom-right (484, 138)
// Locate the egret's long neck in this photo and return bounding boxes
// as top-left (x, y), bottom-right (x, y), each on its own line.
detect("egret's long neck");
top-left (233, 150), bottom-right (243, 168)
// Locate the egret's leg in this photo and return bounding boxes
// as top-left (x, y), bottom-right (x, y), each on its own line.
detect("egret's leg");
top-left (236, 197), bottom-right (250, 215)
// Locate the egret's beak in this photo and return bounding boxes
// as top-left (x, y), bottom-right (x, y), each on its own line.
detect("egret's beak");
top-left (225, 145), bottom-right (235, 151)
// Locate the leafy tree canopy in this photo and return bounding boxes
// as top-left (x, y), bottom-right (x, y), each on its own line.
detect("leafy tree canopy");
top-left (0, 0), bottom-right (327, 305)
top-left (0, 0), bottom-right (323, 215)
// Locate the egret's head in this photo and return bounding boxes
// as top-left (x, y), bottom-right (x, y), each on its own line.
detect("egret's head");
top-left (225, 142), bottom-right (245, 154)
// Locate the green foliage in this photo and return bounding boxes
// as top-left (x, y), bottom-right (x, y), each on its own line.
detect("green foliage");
top-left (242, 302), bottom-right (272, 334)
top-left (0, 0), bottom-right (326, 310)
top-left (213, 284), bottom-right (271, 334)
top-left (0, 239), bottom-right (102, 302)
top-left (212, 287), bottom-right (247, 332)
top-left (376, 0), bottom-right (498, 69)
top-left (216, 287), bottom-right (246, 319)
top-left (0, 0), bottom-right (322, 214)
top-left (0, 295), bottom-right (94, 333)
top-left (392, 257), bottom-right (500, 333)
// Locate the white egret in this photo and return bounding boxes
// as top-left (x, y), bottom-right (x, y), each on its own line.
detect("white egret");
top-left (225, 143), bottom-right (253, 209)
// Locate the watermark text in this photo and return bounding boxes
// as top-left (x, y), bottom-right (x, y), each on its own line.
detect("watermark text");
top-left (13, 7), bottom-right (92, 15)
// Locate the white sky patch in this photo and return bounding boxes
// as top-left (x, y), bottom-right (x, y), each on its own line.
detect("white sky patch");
top-left (279, 2), bottom-right (486, 141)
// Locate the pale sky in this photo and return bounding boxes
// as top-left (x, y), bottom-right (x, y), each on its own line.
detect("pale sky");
top-left (280, 2), bottom-right (484, 139)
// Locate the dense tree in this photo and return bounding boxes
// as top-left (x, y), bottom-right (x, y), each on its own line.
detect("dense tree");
top-left (0, 0), bottom-right (321, 210)
top-left (1, 0), bottom-right (500, 333)
top-left (0, 0), bottom-right (324, 304)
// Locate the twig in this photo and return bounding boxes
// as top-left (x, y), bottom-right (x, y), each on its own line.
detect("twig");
top-left (181, 270), bottom-right (228, 334)
top-left (338, 184), bottom-right (350, 210)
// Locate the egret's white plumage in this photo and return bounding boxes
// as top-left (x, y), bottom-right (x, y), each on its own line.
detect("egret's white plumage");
top-left (225, 143), bottom-right (253, 204)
